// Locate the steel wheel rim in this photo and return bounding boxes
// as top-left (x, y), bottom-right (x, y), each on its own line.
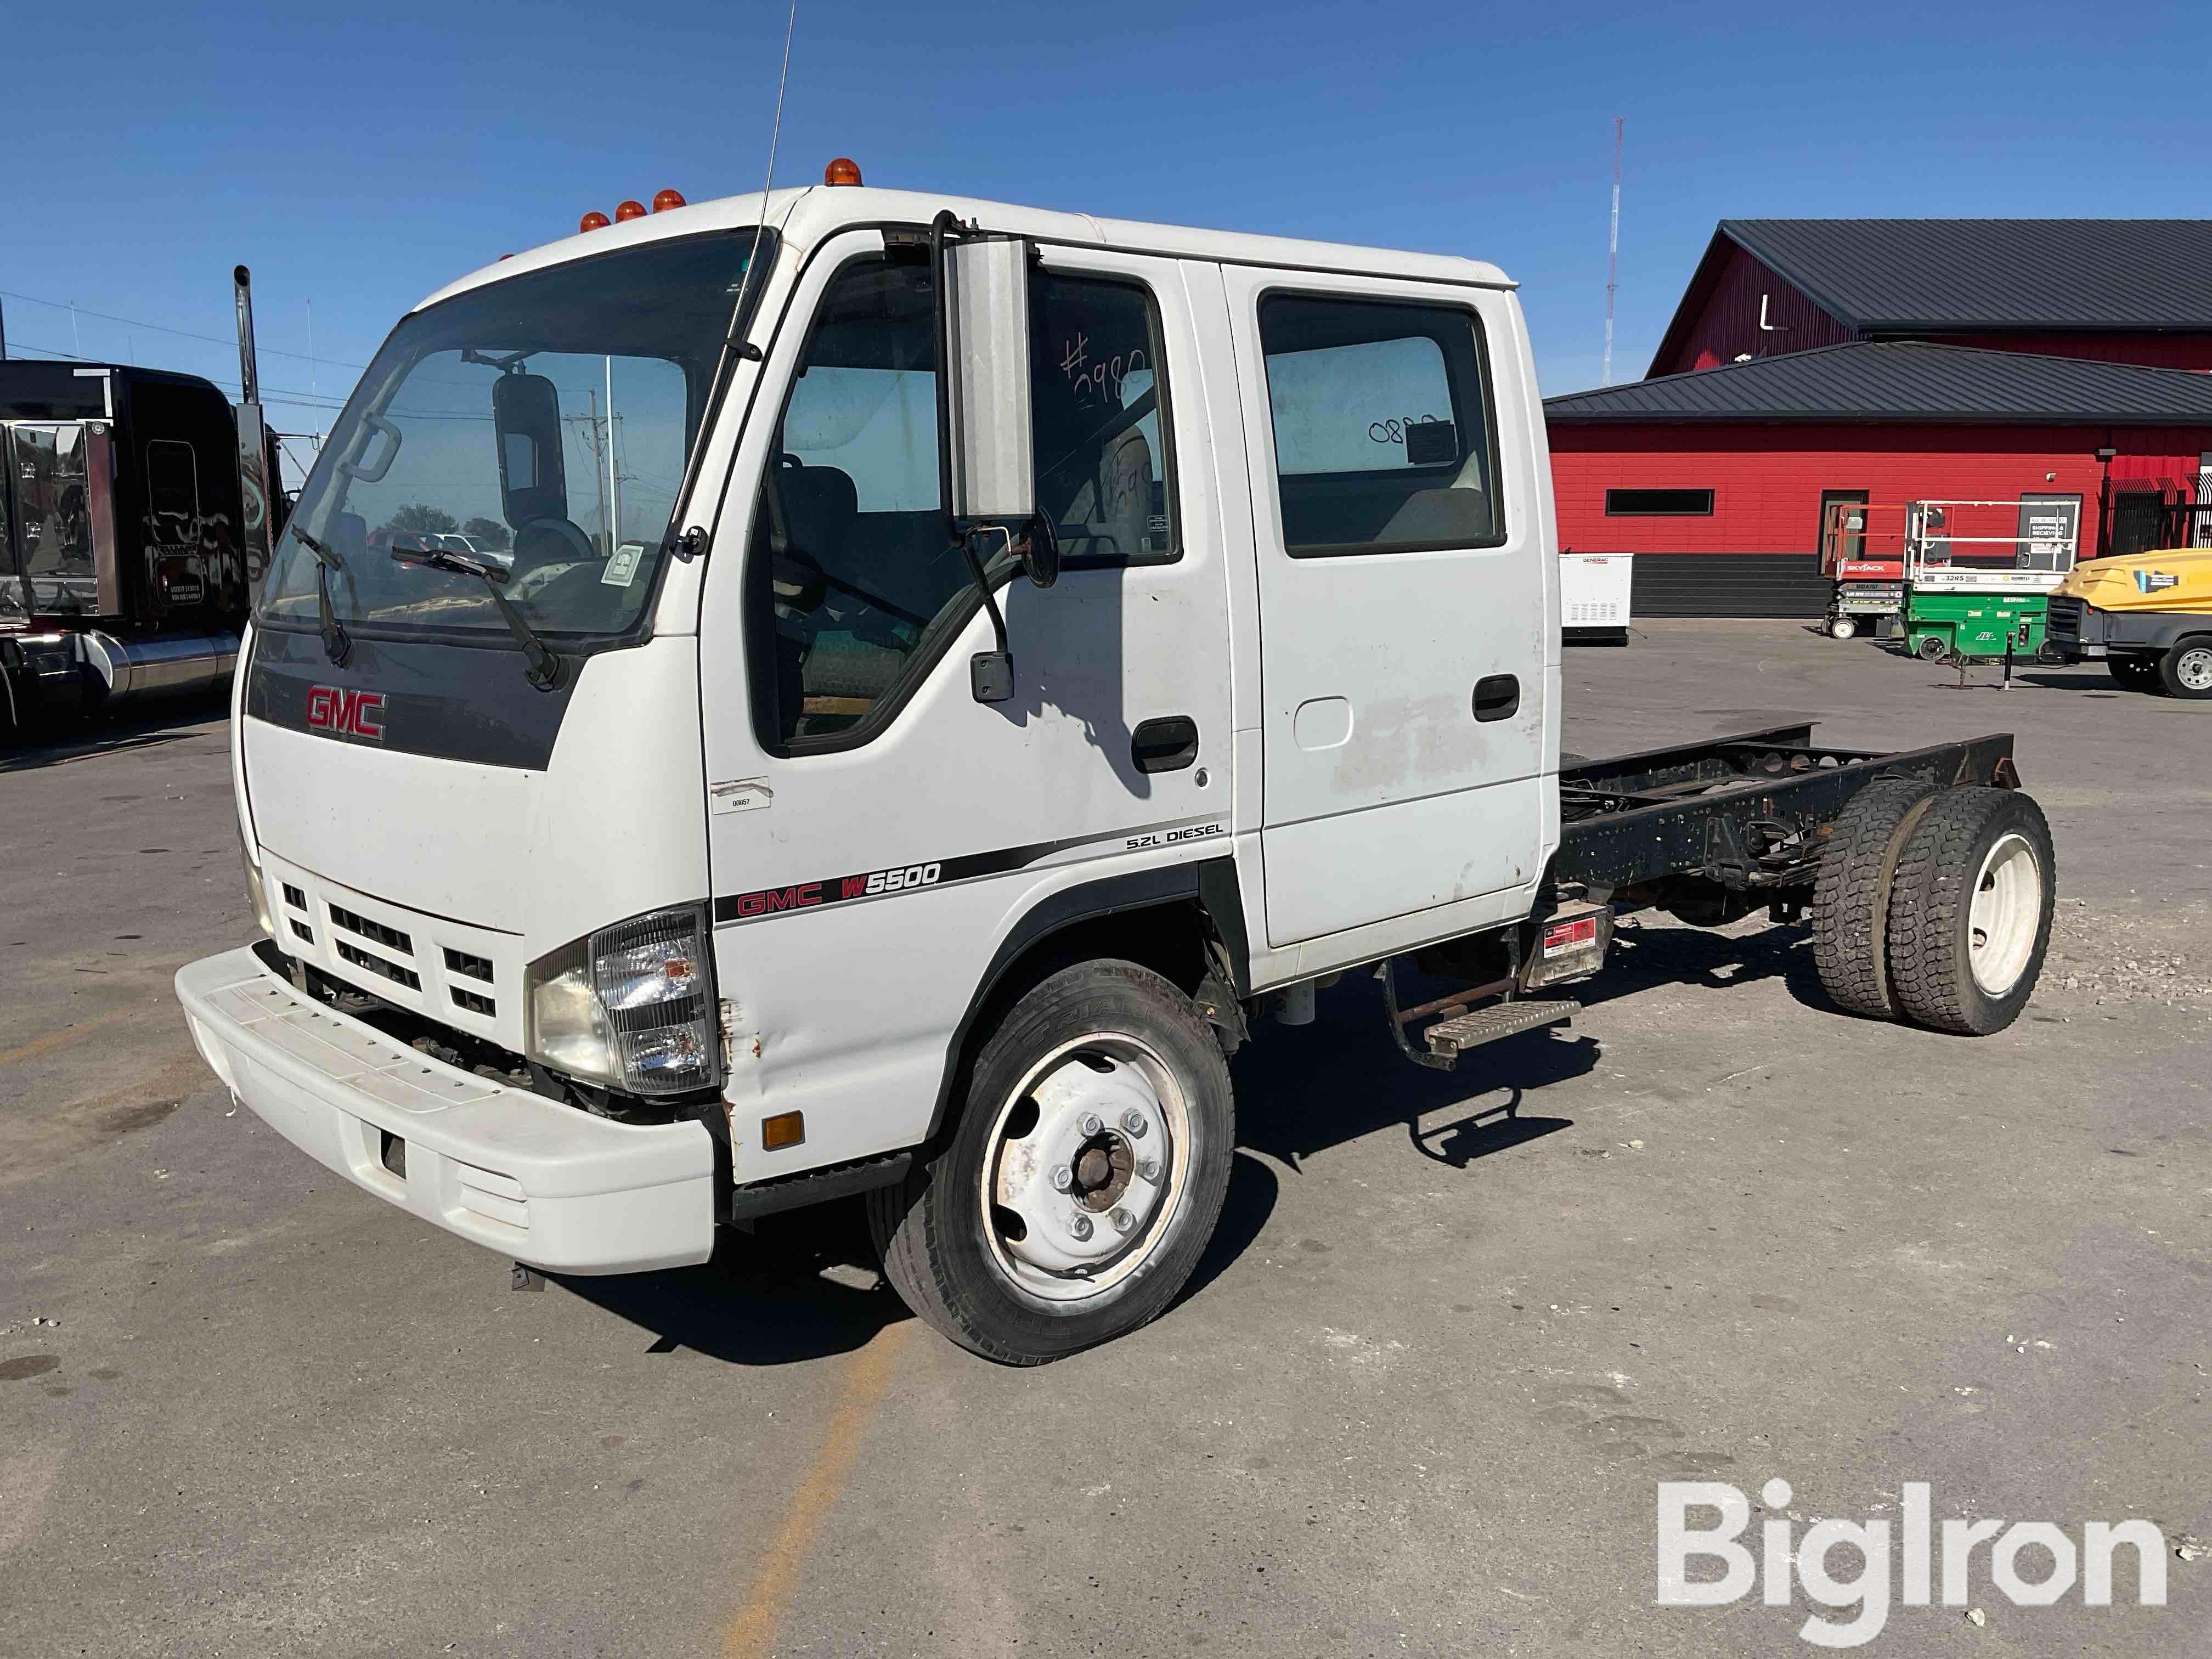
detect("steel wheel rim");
top-left (2176, 647), bottom-right (2212, 692)
top-left (1967, 832), bottom-right (2041, 996)
top-left (980, 1032), bottom-right (1192, 1305)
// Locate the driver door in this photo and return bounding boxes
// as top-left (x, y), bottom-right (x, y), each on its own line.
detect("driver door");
top-left (693, 230), bottom-right (1233, 1179)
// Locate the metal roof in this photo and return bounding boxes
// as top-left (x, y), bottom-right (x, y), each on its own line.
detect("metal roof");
top-left (1545, 341), bottom-right (2212, 425)
top-left (1722, 218), bottom-right (2212, 332)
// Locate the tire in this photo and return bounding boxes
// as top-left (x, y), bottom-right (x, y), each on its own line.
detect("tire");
top-left (1829, 615), bottom-right (1858, 640)
top-left (1915, 634), bottom-right (1948, 662)
top-left (867, 960), bottom-right (1235, 1364)
top-left (1884, 787), bottom-right (2056, 1036)
top-left (1810, 777), bottom-right (1940, 1018)
top-left (2155, 637), bottom-right (2212, 700)
top-left (2108, 656), bottom-right (2161, 691)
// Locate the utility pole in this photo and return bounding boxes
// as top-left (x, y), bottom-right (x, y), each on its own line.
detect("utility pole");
top-left (0, 295), bottom-right (8, 360)
top-left (1602, 117), bottom-right (1623, 386)
top-left (564, 392), bottom-right (611, 554)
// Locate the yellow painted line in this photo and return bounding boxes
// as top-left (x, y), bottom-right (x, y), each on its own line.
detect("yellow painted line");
top-left (723, 1321), bottom-right (912, 1659)
top-left (0, 1006), bottom-right (143, 1069)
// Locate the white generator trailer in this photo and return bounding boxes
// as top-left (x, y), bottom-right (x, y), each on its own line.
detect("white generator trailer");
top-left (177, 178), bottom-right (2057, 1363)
top-left (1559, 550), bottom-right (1631, 645)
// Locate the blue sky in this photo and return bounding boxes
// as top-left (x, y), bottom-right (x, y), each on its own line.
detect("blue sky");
top-left (8, 0), bottom-right (2207, 483)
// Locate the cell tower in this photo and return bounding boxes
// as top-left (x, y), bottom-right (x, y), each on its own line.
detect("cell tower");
top-left (1602, 117), bottom-right (1623, 386)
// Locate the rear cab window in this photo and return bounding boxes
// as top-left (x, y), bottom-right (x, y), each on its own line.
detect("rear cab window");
top-left (1256, 294), bottom-right (1503, 556)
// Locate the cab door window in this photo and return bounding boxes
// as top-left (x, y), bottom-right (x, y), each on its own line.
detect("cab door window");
top-left (755, 255), bottom-right (1181, 749)
top-left (1031, 273), bottom-right (1177, 566)
top-left (753, 257), bottom-right (967, 747)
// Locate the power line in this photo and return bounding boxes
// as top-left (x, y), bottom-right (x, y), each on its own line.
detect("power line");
top-left (8, 337), bottom-right (486, 422)
top-left (0, 286), bottom-right (368, 369)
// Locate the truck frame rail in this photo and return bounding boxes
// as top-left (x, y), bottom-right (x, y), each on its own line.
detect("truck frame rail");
top-left (1555, 723), bottom-right (2019, 892)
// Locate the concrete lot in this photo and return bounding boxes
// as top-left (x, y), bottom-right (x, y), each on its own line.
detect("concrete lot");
top-left (2, 622), bottom-right (2206, 1658)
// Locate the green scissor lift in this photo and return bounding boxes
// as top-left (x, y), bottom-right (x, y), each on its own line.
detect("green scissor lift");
top-left (1903, 499), bottom-right (2080, 662)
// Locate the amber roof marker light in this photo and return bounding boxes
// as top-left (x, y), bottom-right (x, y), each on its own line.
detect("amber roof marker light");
top-left (579, 210), bottom-right (611, 233)
top-left (652, 188), bottom-right (687, 212)
top-left (823, 156), bottom-right (862, 187)
top-left (614, 199), bottom-right (647, 222)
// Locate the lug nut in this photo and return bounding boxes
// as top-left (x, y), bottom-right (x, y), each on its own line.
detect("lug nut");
top-left (1050, 1166), bottom-right (1074, 1192)
top-left (1138, 1156), bottom-right (1161, 1183)
top-left (1121, 1109), bottom-right (1148, 1137)
top-left (1069, 1214), bottom-right (1094, 1241)
top-left (1110, 1207), bottom-right (1135, 1234)
top-left (1079, 1112), bottom-right (1103, 1137)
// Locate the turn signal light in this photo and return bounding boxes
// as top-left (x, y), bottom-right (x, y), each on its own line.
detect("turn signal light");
top-left (761, 1111), bottom-right (806, 1151)
top-left (652, 188), bottom-right (686, 212)
top-left (579, 211), bottom-right (611, 233)
top-left (614, 199), bottom-right (647, 222)
top-left (823, 156), bottom-right (862, 187)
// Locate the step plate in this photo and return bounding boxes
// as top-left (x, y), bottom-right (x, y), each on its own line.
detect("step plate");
top-left (1424, 999), bottom-right (1579, 1057)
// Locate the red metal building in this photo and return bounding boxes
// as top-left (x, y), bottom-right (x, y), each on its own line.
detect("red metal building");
top-left (1547, 343), bottom-right (2212, 616)
top-left (1650, 219), bottom-right (2212, 375)
top-left (1549, 221), bottom-right (2212, 616)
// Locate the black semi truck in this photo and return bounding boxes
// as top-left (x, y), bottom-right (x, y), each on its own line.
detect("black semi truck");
top-left (1, 268), bottom-right (284, 732)
top-left (0, 359), bottom-right (276, 730)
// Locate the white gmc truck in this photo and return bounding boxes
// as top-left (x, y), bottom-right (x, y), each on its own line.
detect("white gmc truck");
top-left (178, 174), bottom-right (2057, 1364)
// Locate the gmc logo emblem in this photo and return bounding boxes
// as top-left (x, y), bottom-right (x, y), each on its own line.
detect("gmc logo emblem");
top-left (304, 686), bottom-right (386, 740)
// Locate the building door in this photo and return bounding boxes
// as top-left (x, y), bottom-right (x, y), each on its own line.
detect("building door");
top-left (2109, 490), bottom-right (2166, 560)
top-left (1218, 267), bottom-right (1549, 949)
top-left (1818, 489), bottom-right (1869, 571)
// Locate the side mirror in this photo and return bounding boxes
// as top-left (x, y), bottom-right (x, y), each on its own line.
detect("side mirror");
top-left (941, 235), bottom-right (1041, 548)
top-left (492, 373), bottom-right (569, 529)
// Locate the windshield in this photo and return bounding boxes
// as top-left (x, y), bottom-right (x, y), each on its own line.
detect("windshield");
top-left (261, 231), bottom-right (775, 642)
top-left (3, 422), bottom-right (99, 620)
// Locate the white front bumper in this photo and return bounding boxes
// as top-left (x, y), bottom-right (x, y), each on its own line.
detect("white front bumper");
top-left (176, 947), bottom-right (716, 1273)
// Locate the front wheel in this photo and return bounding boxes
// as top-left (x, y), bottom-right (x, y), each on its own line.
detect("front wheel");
top-left (1829, 615), bottom-right (1858, 640)
top-left (2157, 638), bottom-right (2212, 700)
top-left (868, 960), bottom-right (1235, 1364)
top-left (1915, 634), bottom-right (1949, 662)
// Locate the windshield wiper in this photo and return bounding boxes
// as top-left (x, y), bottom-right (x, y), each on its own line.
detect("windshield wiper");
top-left (388, 547), bottom-right (567, 691)
top-left (294, 528), bottom-right (352, 667)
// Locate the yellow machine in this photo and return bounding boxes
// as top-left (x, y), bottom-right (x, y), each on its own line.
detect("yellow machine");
top-left (2045, 546), bottom-right (2212, 697)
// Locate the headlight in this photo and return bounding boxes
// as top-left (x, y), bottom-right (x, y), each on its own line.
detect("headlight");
top-left (242, 845), bottom-right (275, 939)
top-left (524, 904), bottom-right (720, 1096)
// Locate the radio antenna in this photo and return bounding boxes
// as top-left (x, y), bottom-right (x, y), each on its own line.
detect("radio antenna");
top-left (667, 1), bottom-right (797, 561)
top-left (746, 1), bottom-right (798, 285)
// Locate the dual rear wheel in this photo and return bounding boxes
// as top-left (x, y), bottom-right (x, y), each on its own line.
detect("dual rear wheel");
top-left (1812, 782), bottom-right (2056, 1034)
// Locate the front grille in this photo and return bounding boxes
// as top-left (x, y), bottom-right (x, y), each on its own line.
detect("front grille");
top-left (451, 987), bottom-right (496, 1017)
top-left (282, 883), bottom-right (308, 911)
top-left (2046, 596), bottom-right (2084, 642)
top-left (290, 919), bottom-right (314, 945)
top-left (330, 904), bottom-right (414, 957)
top-left (336, 939), bottom-right (422, 991)
top-left (444, 948), bottom-right (494, 984)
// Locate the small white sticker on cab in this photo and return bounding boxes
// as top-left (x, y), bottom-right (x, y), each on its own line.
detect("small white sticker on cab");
top-left (602, 541), bottom-right (646, 586)
top-left (711, 778), bottom-right (774, 814)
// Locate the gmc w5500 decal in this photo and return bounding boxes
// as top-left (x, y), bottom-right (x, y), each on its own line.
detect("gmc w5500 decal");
top-left (714, 823), bottom-right (1224, 925)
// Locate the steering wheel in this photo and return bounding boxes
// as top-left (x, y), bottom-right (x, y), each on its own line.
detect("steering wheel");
top-left (514, 516), bottom-right (599, 572)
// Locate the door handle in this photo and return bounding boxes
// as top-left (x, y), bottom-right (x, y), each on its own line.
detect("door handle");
top-left (1472, 674), bottom-right (1520, 723)
top-left (1131, 715), bottom-right (1200, 774)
